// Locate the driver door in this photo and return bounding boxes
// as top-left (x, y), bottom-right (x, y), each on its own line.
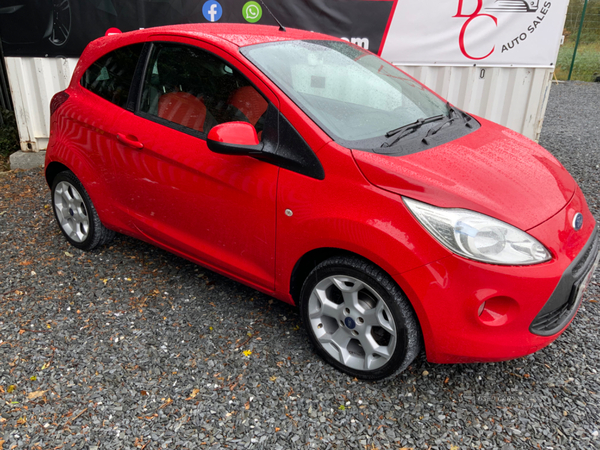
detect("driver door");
top-left (110, 41), bottom-right (279, 290)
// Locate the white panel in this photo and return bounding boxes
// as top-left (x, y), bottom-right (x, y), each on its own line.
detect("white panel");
top-left (396, 65), bottom-right (554, 141)
top-left (5, 57), bottom-right (78, 152)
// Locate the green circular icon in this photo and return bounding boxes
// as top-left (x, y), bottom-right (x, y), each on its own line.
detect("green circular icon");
top-left (243, 1), bottom-right (262, 23)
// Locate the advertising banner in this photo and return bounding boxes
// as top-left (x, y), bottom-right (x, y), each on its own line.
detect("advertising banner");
top-left (0, 0), bottom-right (394, 57)
top-left (380, 0), bottom-right (569, 67)
top-left (0, 0), bottom-right (568, 67)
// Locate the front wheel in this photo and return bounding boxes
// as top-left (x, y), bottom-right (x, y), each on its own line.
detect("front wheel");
top-left (300, 256), bottom-right (421, 380)
top-left (51, 170), bottom-right (115, 250)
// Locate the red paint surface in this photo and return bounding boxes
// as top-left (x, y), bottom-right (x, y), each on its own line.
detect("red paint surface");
top-left (208, 122), bottom-right (260, 146)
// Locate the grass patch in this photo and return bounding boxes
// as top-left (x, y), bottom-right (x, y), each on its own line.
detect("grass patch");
top-left (0, 109), bottom-right (19, 171)
top-left (556, 43), bottom-right (600, 82)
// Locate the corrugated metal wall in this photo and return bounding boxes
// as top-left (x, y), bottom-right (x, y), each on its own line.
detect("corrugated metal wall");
top-left (4, 57), bottom-right (554, 151)
top-left (5, 57), bottom-right (78, 152)
top-left (396, 65), bottom-right (555, 142)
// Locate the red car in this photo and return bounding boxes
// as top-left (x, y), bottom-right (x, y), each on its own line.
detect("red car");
top-left (45, 24), bottom-right (599, 380)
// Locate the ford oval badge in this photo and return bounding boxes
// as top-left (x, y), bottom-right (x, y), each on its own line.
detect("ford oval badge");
top-left (344, 317), bottom-right (356, 329)
top-left (573, 213), bottom-right (583, 231)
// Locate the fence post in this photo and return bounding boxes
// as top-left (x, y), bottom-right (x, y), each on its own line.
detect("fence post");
top-left (568, 0), bottom-right (589, 80)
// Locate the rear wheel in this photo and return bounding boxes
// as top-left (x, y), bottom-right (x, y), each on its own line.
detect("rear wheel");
top-left (300, 256), bottom-right (421, 380)
top-left (51, 170), bottom-right (114, 250)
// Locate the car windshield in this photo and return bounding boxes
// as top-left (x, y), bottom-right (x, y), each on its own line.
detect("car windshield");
top-left (241, 40), bottom-right (448, 145)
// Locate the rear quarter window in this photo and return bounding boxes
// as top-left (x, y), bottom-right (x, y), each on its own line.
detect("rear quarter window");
top-left (80, 44), bottom-right (143, 108)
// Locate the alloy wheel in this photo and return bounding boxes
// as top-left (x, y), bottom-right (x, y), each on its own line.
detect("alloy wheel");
top-left (307, 275), bottom-right (397, 371)
top-left (53, 180), bottom-right (89, 242)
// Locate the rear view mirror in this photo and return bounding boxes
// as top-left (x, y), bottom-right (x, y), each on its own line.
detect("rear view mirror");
top-left (207, 122), bottom-right (263, 155)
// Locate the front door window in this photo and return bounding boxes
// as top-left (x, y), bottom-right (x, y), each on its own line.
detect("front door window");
top-left (139, 43), bottom-right (268, 139)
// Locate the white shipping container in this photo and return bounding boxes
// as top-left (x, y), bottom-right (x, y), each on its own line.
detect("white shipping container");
top-left (396, 65), bottom-right (554, 142)
top-left (5, 57), bottom-right (78, 152)
top-left (5, 57), bottom-right (553, 152)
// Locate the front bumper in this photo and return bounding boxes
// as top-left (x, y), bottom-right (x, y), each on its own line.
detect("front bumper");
top-left (530, 227), bottom-right (599, 336)
top-left (396, 187), bottom-right (598, 364)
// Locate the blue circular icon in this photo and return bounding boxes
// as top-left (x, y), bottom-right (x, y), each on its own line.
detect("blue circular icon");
top-left (573, 213), bottom-right (583, 231)
top-left (202, 1), bottom-right (223, 22)
top-left (344, 317), bottom-right (356, 330)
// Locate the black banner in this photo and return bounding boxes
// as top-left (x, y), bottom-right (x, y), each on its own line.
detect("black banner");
top-left (0, 0), bottom-right (394, 57)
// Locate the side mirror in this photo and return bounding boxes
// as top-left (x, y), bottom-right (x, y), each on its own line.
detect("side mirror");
top-left (207, 122), bottom-right (263, 155)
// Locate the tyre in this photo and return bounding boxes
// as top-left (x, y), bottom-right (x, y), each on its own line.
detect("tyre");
top-left (51, 170), bottom-right (115, 250)
top-left (300, 256), bottom-right (421, 380)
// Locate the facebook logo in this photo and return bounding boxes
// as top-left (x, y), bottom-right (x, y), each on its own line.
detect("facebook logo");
top-left (202, 1), bottom-right (223, 22)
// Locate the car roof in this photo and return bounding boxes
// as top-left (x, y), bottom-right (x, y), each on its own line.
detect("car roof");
top-left (93, 23), bottom-right (338, 52)
top-left (143, 23), bottom-right (338, 47)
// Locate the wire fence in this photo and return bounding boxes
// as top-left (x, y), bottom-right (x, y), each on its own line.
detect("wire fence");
top-left (556, 0), bottom-right (600, 81)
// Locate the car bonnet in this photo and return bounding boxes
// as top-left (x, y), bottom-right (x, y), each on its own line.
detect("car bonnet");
top-left (352, 117), bottom-right (576, 231)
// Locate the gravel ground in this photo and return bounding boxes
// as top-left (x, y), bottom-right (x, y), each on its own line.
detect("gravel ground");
top-left (0, 81), bottom-right (599, 450)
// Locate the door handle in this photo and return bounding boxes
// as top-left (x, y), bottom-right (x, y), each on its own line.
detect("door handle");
top-left (117, 133), bottom-right (144, 149)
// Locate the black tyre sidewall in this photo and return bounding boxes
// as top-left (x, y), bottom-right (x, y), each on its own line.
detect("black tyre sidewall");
top-left (300, 257), bottom-right (420, 381)
top-left (51, 171), bottom-right (99, 251)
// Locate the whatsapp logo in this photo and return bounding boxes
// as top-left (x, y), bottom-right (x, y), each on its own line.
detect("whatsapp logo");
top-left (243, 1), bottom-right (262, 23)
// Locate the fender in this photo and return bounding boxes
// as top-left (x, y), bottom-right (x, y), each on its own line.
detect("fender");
top-left (45, 136), bottom-right (133, 235)
top-left (274, 142), bottom-right (450, 304)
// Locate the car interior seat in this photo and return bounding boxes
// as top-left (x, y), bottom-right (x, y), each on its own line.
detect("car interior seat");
top-left (148, 48), bottom-right (216, 132)
top-left (226, 86), bottom-right (268, 127)
top-left (157, 92), bottom-right (209, 132)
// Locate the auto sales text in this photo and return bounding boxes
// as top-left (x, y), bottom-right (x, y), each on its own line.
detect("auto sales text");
top-left (501, 2), bottom-right (552, 53)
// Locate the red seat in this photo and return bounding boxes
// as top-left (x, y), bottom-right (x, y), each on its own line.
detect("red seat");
top-left (158, 92), bottom-right (207, 132)
top-left (227, 86), bottom-right (268, 126)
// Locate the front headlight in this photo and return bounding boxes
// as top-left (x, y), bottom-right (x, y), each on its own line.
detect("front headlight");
top-left (403, 197), bottom-right (552, 265)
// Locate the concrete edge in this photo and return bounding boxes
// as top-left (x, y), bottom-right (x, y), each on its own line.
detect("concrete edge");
top-left (9, 150), bottom-right (46, 171)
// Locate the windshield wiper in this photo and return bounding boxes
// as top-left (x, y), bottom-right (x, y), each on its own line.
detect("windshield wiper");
top-left (385, 115), bottom-right (445, 138)
top-left (448, 102), bottom-right (472, 123)
top-left (381, 114), bottom-right (444, 148)
top-left (425, 102), bottom-right (474, 139)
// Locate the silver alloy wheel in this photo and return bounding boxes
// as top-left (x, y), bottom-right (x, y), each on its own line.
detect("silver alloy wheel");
top-left (307, 275), bottom-right (397, 371)
top-left (53, 181), bottom-right (89, 243)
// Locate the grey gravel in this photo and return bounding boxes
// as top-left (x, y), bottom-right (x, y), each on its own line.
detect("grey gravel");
top-left (0, 80), bottom-right (599, 449)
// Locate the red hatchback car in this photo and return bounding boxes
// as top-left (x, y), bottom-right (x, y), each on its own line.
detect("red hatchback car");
top-left (45, 24), bottom-right (599, 380)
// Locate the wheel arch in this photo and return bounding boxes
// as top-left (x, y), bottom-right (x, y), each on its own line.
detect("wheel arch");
top-left (44, 153), bottom-right (124, 233)
top-left (290, 247), bottom-right (408, 308)
top-left (45, 161), bottom-right (70, 188)
top-left (290, 247), bottom-right (356, 305)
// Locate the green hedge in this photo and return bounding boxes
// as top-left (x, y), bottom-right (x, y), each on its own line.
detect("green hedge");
top-left (0, 109), bottom-right (19, 159)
